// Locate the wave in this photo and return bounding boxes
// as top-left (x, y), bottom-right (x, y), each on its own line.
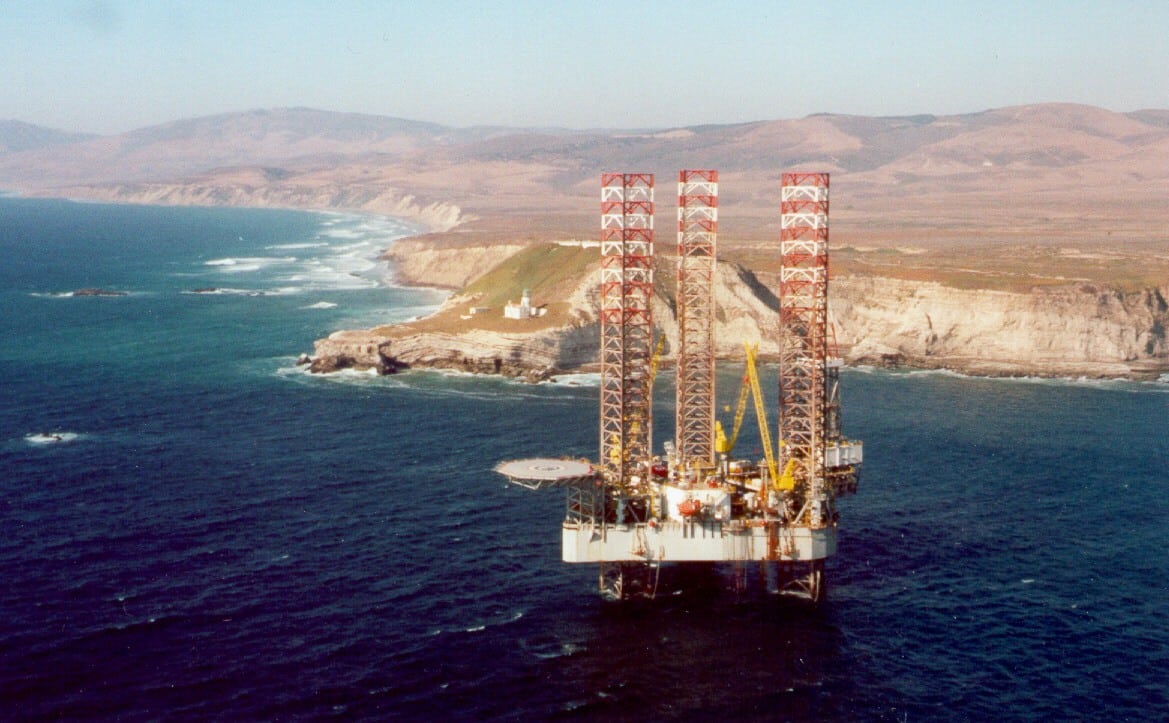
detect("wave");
top-left (204, 256), bottom-right (297, 273)
top-left (303, 301), bottom-right (338, 309)
top-left (25, 431), bottom-right (82, 445)
top-left (329, 241), bottom-right (380, 254)
top-left (284, 257), bottom-right (379, 290)
top-left (851, 365), bottom-right (1169, 392)
top-left (544, 372), bottom-right (601, 387)
top-left (1002, 375), bottom-right (1169, 394)
top-left (272, 363), bottom-right (411, 389)
top-left (272, 364), bottom-right (582, 402)
top-left (193, 214), bottom-right (419, 297)
top-left (320, 228), bottom-right (365, 240)
top-left (524, 640), bottom-right (586, 660)
top-left (266, 242), bottom-right (328, 250)
top-left (429, 611), bottom-right (526, 638)
top-left (182, 287), bottom-right (304, 297)
top-left (31, 290), bottom-right (135, 298)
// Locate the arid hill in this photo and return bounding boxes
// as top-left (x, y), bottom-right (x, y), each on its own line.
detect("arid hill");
top-left (3, 103), bottom-right (1169, 250)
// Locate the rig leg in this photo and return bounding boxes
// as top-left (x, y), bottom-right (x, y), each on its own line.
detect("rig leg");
top-left (599, 562), bottom-right (625, 601)
top-left (598, 562), bottom-right (657, 601)
top-left (732, 560), bottom-right (748, 594)
top-left (776, 560), bottom-right (826, 603)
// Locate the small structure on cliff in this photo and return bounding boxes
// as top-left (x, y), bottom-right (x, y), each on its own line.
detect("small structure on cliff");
top-left (496, 171), bottom-right (863, 602)
top-left (503, 288), bottom-right (544, 319)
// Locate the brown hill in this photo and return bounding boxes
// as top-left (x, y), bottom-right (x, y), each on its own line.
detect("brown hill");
top-left (3, 103), bottom-right (1168, 263)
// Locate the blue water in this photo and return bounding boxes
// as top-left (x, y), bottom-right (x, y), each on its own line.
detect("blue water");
top-left (1, 197), bottom-right (1167, 720)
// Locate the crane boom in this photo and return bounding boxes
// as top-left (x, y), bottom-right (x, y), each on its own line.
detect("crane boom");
top-left (744, 342), bottom-right (780, 486)
top-left (714, 368), bottom-right (751, 455)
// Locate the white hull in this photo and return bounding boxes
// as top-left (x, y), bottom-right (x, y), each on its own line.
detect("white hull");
top-left (562, 520), bottom-right (836, 563)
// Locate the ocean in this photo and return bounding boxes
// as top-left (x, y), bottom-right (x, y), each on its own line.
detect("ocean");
top-left (1, 197), bottom-right (1166, 721)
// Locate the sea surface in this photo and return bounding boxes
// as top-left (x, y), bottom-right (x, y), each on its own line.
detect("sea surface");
top-left (1, 197), bottom-right (1167, 721)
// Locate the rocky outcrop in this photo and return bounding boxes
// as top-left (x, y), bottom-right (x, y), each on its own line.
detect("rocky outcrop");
top-left (306, 329), bottom-right (404, 375)
top-left (380, 325), bottom-right (597, 381)
top-left (306, 321), bottom-right (598, 381)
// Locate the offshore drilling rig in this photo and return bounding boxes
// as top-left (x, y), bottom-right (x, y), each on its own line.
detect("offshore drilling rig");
top-left (496, 171), bottom-right (862, 601)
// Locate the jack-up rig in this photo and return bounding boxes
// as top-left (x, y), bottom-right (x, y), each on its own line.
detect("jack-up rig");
top-left (496, 171), bottom-right (862, 601)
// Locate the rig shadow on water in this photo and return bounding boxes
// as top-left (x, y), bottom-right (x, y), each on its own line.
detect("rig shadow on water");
top-left (548, 577), bottom-right (850, 721)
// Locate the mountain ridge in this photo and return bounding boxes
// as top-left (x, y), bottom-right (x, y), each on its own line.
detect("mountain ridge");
top-left (5, 102), bottom-right (1169, 251)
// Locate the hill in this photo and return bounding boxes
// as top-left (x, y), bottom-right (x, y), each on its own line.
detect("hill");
top-left (2, 103), bottom-right (1168, 246)
top-left (0, 120), bottom-right (94, 154)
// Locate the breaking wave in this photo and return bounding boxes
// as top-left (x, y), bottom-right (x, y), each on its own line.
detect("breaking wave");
top-left (24, 431), bottom-right (82, 445)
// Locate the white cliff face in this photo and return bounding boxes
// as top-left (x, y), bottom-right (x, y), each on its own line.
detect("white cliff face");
top-left (829, 277), bottom-right (1169, 376)
top-left (382, 240), bottom-right (530, 289)
top-left (308, 243), bottom-right (1169, 380)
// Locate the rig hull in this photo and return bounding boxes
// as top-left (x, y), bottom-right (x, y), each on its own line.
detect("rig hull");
top-left (562, 521), bottom-right (836, 563)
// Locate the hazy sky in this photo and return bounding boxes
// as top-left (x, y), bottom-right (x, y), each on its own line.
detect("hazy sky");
top-left (3, 0), bottom-right (1168, 134)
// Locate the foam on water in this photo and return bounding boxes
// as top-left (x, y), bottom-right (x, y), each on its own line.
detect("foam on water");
top-left (320, 228), bottom-right (365, 240)
top-left (544, 372), bottom-right (602, 387)
top-left (31, 290), bottom-right (138, 298)
top-left (266, 242), bottom-right (329, 250)
top-left (866, 364), bottom-right (1169, 393)
top-left (188, 214), bottom-right (425, 299)
top-left (204, 256), bottom-right (297, 272)
top-left (24, 431), bottom-right (82, 445)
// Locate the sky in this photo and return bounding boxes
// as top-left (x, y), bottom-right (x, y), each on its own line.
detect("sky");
top-left (2, 0), bottom-right (1168, 135)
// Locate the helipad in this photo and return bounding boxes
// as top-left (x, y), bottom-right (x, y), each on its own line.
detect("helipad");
top-left (494, 458), bottom-right (596, 489)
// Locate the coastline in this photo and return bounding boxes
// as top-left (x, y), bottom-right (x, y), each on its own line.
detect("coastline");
top-left (5, 190), bottom-right (1165, 383)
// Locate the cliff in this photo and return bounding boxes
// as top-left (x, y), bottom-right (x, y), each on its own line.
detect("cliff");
top-left (381, 238), bottom-right (530, 289)
top-left (306, 242), bottom-right (1169, 381)
top-left (831, 277), bottom-right (1169, 378)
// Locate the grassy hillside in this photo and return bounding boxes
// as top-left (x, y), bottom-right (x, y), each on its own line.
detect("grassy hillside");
top-left (389, 243), bottom-right (597, 335)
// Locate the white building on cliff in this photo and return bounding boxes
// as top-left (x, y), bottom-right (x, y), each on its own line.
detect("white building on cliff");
top-left (504, 288), bottom-right (542, 319)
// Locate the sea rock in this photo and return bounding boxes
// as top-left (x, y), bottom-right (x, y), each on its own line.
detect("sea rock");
top-left (71, 288), bottom-right (126, 296)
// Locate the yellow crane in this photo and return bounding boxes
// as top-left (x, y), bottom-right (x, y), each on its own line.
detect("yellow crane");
top-left (714, 342), bottom-right (792, 489)
top-left (648, 334), bottom-right (666, 383)
top-left (714, 369), bottom-right (750, 455)
top-left (744, 341), bottom-right (783, 488)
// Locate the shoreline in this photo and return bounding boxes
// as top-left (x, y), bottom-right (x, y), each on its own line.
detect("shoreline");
top-left (4, 191), bottom-right (1165, 384)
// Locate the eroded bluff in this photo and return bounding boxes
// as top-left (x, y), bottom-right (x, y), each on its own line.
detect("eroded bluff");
top-left (307, 256), bottom-right (1169, 380)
